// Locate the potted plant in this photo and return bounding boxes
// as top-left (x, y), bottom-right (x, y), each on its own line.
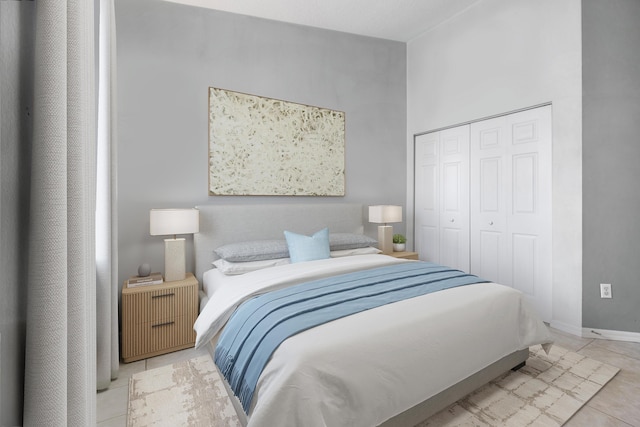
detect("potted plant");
top-left (393, 234), bottom-right (406, 252)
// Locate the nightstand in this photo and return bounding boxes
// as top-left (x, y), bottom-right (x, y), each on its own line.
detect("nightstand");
top-left (121, 273), bottom-right (199, 363)
top-left (389, 251), bottom-right (419, 260)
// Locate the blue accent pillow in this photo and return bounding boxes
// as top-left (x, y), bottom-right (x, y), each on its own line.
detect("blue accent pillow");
top-left (284, 228), bottom-right (331, 263)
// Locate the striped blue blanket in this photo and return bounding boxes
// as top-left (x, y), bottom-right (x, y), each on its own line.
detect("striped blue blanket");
top-left (214, 261), bottom-right (487, 412)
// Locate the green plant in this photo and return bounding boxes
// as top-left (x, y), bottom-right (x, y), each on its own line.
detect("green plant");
top-left (393, 234), bottom-right (406, 244)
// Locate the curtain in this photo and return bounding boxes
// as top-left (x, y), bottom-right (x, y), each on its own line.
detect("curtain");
top-left (96, 0), bottom-right (119, 392)
top-left (23, 1), bottom-right (97, 425)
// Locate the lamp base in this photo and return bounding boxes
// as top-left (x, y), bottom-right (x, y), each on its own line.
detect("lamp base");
top-left (164, 238), bottom-right (186, 282)
top-left (378, 225), bottom-right (393, 255)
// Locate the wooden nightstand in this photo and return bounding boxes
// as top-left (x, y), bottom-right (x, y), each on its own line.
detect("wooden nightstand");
top-left (389, 251), bottom-right (419, 260)
top-left (121, 273), bottom-right (199, 363)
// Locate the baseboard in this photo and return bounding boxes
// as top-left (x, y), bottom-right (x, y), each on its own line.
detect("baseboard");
top-left (582, 327), bottom-right (640, 343)
top-left (550, 320), bottom-right (583, 337)
top-left (551, 320), bottom-right (640, 343)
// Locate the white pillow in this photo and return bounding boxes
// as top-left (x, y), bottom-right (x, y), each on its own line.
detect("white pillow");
top-left (330, 247), bottom-right (382, 257)
top-left (213, 257), bottom-right (290, 275)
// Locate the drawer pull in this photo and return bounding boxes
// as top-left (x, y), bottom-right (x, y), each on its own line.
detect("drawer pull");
top-left (152, 293), bottom-right (175, 299)
top-left (152, 321), bottom-right (175, 328)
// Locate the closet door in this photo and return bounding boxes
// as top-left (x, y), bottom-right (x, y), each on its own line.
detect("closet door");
top-left (470, 106), bottom-right (552, 320)
top-left (415, 125), bottom-right (470, 272)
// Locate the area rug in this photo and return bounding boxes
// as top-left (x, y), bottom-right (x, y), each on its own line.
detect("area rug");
top-left (418, 345), bottom-right (619, 426)
top-left (127, 346), bottom-right (619, 427)
top-left (127, 355), bottom-right (241, 426)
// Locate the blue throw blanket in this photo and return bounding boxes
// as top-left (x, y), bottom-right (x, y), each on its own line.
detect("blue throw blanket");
top-left (214, 261), bottom-right (487, 412)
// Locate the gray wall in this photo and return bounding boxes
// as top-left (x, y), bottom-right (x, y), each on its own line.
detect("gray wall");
top-left (115, 0), bottom-right (407, 286)
top-left (582, 0), bottom-right (640, 332)
top-left (0, 2), bottom-right (34, 425)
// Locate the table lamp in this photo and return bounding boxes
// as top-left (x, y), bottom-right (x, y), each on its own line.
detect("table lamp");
top-left (369, 205), bottom-right (402, 255)
top-left (150, 208), bottom-right (199, 281)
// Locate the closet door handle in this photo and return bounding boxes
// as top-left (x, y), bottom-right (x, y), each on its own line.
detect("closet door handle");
top-left (489, 221), bottom-right (494, 226)
top-left (450, 218), bottom-right (455, 223)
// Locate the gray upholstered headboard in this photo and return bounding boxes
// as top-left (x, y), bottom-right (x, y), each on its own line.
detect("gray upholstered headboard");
top-left (193, 204), bottom-right (365, 283)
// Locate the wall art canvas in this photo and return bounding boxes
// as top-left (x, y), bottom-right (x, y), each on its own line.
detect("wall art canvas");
top-left (208, 87), bottom-right (345, 196)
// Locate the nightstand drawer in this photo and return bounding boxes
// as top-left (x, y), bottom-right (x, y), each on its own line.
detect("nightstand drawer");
top-left (121, 273), bottom-right (199, 362)
top-left (125, 286), bottom-right (197, 324)
top-left (122, 315), bottom-right (196, 362)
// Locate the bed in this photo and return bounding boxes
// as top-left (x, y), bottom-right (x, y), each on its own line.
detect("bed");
top-left (193, 203), bottom-right (552, 427)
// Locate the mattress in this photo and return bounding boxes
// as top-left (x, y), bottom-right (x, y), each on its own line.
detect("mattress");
top-left (195, 255), bottom-right (552, 427)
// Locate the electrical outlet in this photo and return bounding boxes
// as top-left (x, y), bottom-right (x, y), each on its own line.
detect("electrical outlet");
top-left (600, 283), bottom-right (612, 299)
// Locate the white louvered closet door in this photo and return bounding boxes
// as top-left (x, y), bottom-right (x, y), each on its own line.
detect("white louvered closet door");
top-left (415, 125), bottom-right (470, 272)
top-left (470, 106), bottom-right (552, 321)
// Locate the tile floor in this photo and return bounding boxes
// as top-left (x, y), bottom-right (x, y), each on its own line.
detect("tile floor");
top-left (97, 328), bottom-right (640, 426)
top-left (97, 345), bottom-right (210, 426)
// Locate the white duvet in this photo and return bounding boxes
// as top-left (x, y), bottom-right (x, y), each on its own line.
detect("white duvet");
top-left (194, 255), bottom-right (552, 427)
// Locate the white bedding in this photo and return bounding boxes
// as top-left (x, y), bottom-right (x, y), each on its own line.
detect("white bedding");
top-left (194, 255), bottom-right (552, 427)
top-left (195, 254), bottom-right (410, 348)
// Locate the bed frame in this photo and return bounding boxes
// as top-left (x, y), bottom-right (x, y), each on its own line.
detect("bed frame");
top-left (193, 203), bottom-right (528, 426)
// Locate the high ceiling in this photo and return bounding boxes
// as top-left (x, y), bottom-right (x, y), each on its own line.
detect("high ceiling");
top-left (162, 0), bottom-right (480, 42)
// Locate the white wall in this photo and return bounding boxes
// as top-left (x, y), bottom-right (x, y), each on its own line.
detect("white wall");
top-left (406, 0), bottom-right (583, 332)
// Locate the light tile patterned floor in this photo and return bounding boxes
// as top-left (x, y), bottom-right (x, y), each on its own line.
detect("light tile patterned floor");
top-left (97, 328), bottom-right (640, 426)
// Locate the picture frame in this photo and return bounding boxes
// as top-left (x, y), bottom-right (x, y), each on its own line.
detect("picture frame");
top-left (208, 87), bottom-right (345, 196)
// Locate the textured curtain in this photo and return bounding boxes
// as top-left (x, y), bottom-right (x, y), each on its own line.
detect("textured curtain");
top-left (96, 0), bottom-right (119, 392)
top-left (23, 1), bottom-right (97, 425)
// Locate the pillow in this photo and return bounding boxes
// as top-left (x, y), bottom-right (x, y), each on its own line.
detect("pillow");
top-left (213, 257), bottom-right (290, 275)
top-left (214, 239), bottom-right (289, 262)
top-left (284, 228), bottom-right (331, 263)
top-left (329, 233), bottom-right (378, 251)
top-left (330, 246), bottom-right (381, 257)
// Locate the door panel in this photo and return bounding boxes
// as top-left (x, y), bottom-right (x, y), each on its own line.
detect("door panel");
top-left (418, 225), bottom-right (438, 263)
top-left (512, 233), bottom-right (537, 296)
top-left (441, 227), bottom-right (462, 269)
top-left (479, 230), bottom-right (501, 281)
top-left (480, 157), bottom-right (500, 213)
top-left (442, 162), bottom-right (461, 212)
top-left (513, 153), bottom-right (537, 214)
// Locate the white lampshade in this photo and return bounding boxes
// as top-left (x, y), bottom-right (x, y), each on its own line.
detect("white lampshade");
top-left (150, 208), bottom-right (199, 236)
top-left (368, 205), bottom-right (402, 224)
top-left (150, 208), bottom-right (199, 282)
top-left (369, 205), bottom-right (402, 255)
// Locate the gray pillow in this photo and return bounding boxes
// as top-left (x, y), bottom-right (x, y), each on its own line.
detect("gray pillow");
top-left (214, 239), bottom-right (289, 262)
top-left (215, 233), bottom-right (377, 262)
top-left (329, 233), bottom-right (377, 251)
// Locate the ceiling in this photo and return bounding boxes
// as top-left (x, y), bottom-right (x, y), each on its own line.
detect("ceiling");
top-left (162, 0), bottom-right (480, 42)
